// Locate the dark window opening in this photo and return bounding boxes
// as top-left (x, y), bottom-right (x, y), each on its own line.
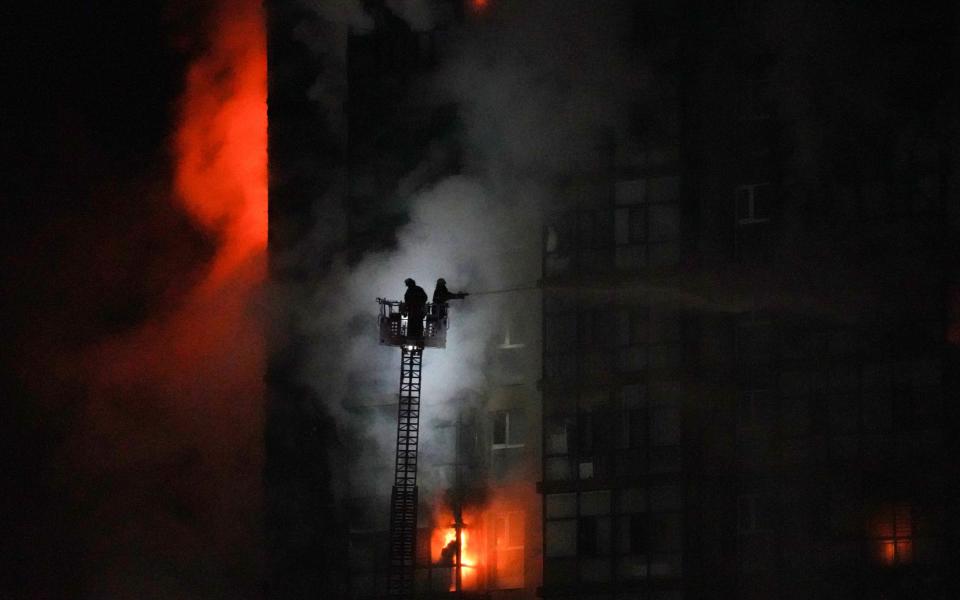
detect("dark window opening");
top-left (578, 516), bottom-right (599, 556)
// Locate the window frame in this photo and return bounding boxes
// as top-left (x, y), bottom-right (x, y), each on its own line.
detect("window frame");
top-left (735, 182), bottom-right (772, 225)
top-left (491, 410), bottom-right (526, 450)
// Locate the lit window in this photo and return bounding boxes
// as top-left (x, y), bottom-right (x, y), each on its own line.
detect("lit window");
top-left (870, 503), bottom-right (913, 566)
top-left (735, 183), bottom-right (772, 225)
top-left (492, 511), bottom-right (524, 589)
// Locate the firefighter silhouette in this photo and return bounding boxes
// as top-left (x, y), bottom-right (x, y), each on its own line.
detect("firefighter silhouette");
top-left (403, 278), bottom-right (428, 338)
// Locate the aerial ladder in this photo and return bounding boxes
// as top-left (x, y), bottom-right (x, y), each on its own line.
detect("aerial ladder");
top-left (377, 299), bottom-right (449, 598)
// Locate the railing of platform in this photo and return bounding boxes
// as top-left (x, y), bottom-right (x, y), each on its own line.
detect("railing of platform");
top-left (377, 298), bottom-right (448, 348)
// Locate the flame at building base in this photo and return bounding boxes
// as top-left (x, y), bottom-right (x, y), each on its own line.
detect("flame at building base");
top-left (431, 508), bottom-right (481, 592)
top-left (428, 482), bottom-right (539, 593)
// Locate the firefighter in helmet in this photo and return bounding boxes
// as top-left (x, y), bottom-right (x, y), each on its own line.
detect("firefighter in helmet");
top-left (403, 278), bottom-right (428, 339)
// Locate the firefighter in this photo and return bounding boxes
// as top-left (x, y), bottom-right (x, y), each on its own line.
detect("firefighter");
top-left (432, 278), bottom-right (469, 304)
top-left (403, 278), bottom-right (428, 339)
top-left (431, 278), bottom-right (469, 322)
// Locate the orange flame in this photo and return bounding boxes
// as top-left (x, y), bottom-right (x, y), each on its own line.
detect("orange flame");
top-left (175, 0), bottom-right (267, 288)
top-left (428, 482), bottom-right (539, 593)
top-left (431, 508), bottom-right (481, 591)
top-left (77, 0), bottom-right (268, 578)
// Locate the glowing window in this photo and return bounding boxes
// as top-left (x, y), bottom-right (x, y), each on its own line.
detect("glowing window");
top-left (493, 511), bottom-right (524, 589)
top-left (870, 503), bottom-right (913, 566)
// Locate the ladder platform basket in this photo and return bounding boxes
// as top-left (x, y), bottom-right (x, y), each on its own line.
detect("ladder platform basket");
top-left (377, 298), bottom-right (448, 349)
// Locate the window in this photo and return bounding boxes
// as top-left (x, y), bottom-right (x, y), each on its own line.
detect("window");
top-left (579, 516), bottom-right (599, 556)
top-left (546, 494), bottom-right (576, 518)
top-left (577, 210), bottom-right (612, 249)
top-left (621, 408), bottom-right (648, 449)
top-left (579, 308), bottom-right (616, 350)
top-left (545, 215), bottom-right (573, 276)
top-left (616, 308), bottom-right (648, 373)
top-left (545, 313), bottom-right (577, 354)
top-left (492, 410), bottom-right (525, 449)
top-left (650, 405), bottom-right (681, 446)
top-left (743, 77), bottom-right (775, 120)
top-left (578, 515), bottom-right (611, 557)
top-left (735, 318), bottom-right (774, 365)
top-left (493, 511), bottom-right (525, 588)
top-left (735, 183), bottom-right (772, 225)
top-left (545, 520), bottom-right (577, 557)
top-left (499, 322), bottom-right (525, 349)
top-left (649, 307), bottom-right (683, 369)
top-left (577, 412), bottom-right (595, 456)
top-left (545, 417), bottom-right (571, 455)
top-left (737, 494), bottom-right (774, 534)
top-left (628, 514), bottom-right (647, 554)
top-left (649, 512), bottom-right (682, 552)
top-left (615, 178), bottom-right (647, 205)
top-left (615, 486), bottom-right (683, 581)
top-left (613, 176), bottom-right (682, 270)
top-left (870, 503), bottom-right (913, 566)
top-left (741, 49), bottom-right (776, 119)
top-left (615, 387), bottom-right (681, 473)
top-left (615, 206), bottom-right (647, 245)
top-left (737, 389), bottom-right (773, 431)
top-left (578, 460), bottom-right (595, 480)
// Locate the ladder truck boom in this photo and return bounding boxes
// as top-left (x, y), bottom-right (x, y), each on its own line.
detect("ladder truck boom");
top-left (377, 299), bottom-right (448, 598)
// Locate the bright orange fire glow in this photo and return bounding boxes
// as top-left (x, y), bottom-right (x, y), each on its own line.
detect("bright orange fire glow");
top-left (431, 509), bottom-right (481, 591)
top-left (175, 0), bottom-right (268, 289)
top-left (94, 0), bottom-right (267, 379)
top-left (428, 482), bottom-right (539, 593)
top-left (78, 0), bottom-right (268, 576)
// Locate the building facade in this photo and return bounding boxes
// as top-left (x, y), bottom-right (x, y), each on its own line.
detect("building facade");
top-left (540, 2), bottom-right (958, 599)
top-left (267, 1), bottom-right (958, 599)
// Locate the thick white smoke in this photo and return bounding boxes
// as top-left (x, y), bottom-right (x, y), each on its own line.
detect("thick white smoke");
top-left (296, 0), bottom-right (642, 501)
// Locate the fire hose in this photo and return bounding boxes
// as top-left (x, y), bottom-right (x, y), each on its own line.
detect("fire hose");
top-left (466, 280), bottom-right (542, 296)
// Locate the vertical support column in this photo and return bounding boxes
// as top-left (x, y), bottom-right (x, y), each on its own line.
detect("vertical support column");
top-left (388, 346), bottom-right (422, 598)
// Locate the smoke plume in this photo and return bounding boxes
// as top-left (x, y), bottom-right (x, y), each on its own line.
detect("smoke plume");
top-left (296, 0), bottom-right (642, 502)
top-left (3, 0), bottom-right (267, 596)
